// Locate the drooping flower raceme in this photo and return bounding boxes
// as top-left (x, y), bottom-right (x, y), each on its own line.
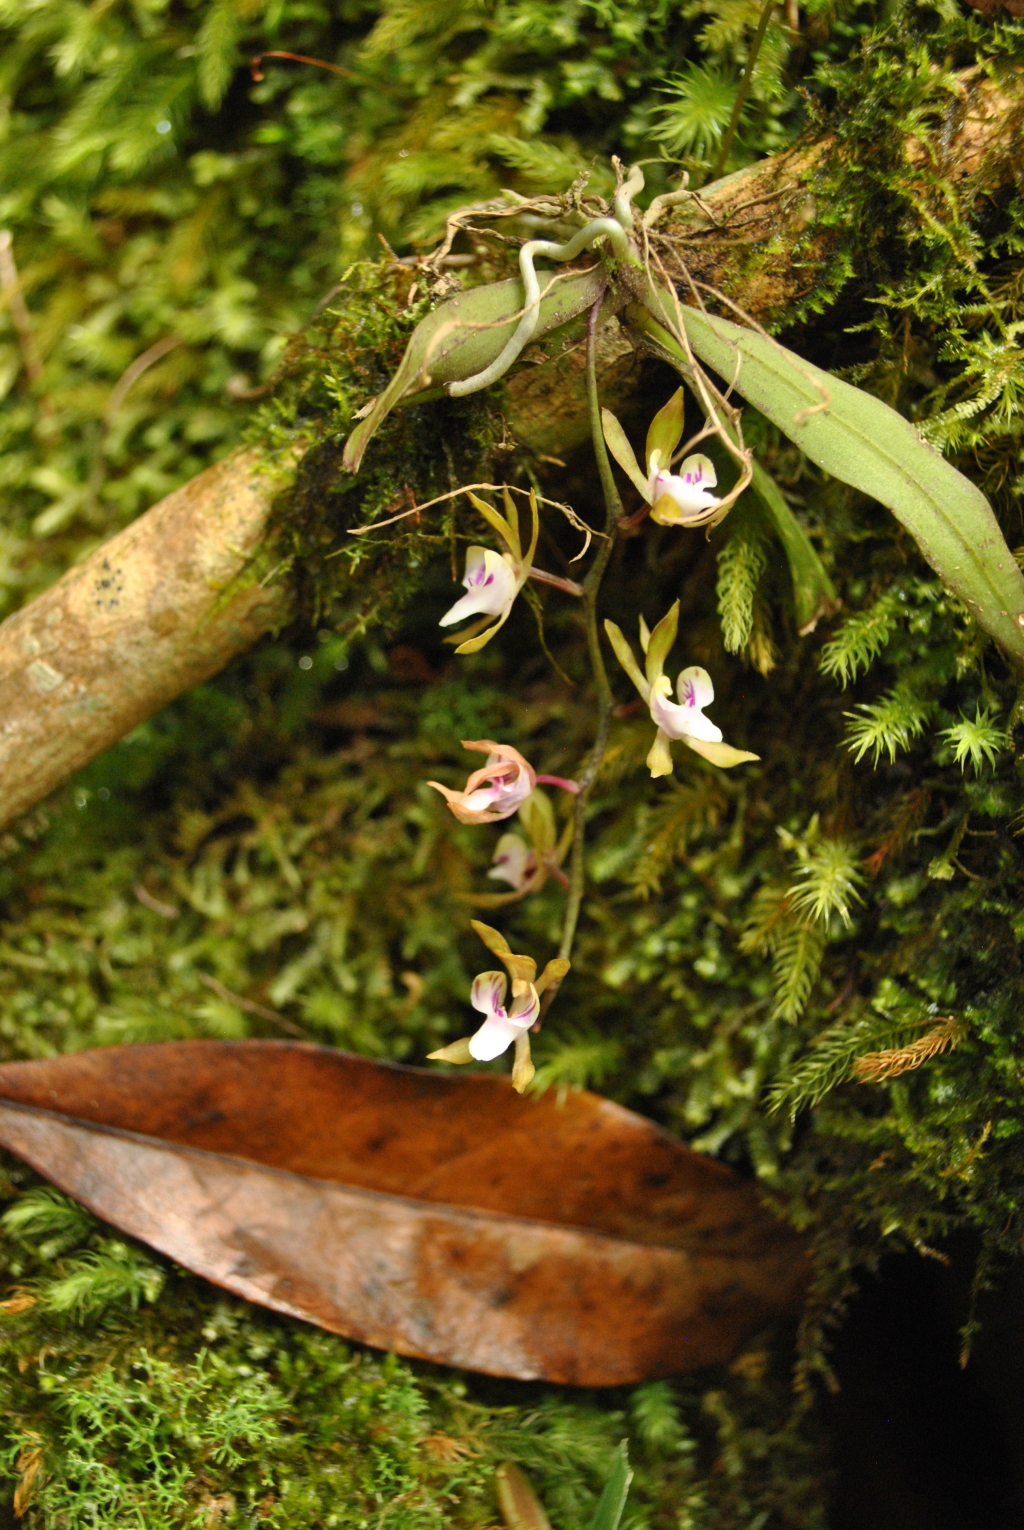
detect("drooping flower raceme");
top-left (428, 740), bottom-right (536, 825)
top-left (604, 600), bottom-right (760, 778)
top-left (600, 388), bottom-right (723, 527)
top-left (428, 921), bottom-right (570, 1093)
top-left (438, 488), bottom-right (539, 654)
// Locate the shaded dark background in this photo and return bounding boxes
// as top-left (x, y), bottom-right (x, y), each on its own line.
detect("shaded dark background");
top-left (830, 1247), bottom-right (1024, 1529)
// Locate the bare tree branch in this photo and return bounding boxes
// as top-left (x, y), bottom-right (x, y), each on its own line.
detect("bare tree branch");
top-left (0, 450), bottom-right (289, 829)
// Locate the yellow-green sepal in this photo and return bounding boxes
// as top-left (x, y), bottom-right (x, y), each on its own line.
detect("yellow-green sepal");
top-left (645, 388), bottom-right (685, 475)
top-left (644, 600), bottom-right (679, 687)
top-left (427, 1037), bottom-right (475, 1064)
top-left (601, 408), bottom-right (650, 500)
top-left (683, 736), bottom-right (760, 768)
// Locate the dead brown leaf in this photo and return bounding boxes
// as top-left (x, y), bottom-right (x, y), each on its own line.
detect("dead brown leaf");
top-left (0, 1041), bottom-right (808, 1384)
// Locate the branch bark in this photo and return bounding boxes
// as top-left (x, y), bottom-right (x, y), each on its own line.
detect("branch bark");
top-left (0, 68), bottom-right (1019, 832)
top-left (0, 450), bottom-right (288, 829)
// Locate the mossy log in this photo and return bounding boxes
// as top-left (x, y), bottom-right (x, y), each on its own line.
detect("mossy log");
top-left (0, 68), bottom-right (1018, 834)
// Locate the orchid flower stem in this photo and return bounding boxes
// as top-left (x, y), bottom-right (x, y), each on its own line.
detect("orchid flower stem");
top-left (539, 298), bottom-right (620, 1022)
top-left (527, 567), bottom-right (584, 597)
top-left (711, 0), bottom-right (774, 181)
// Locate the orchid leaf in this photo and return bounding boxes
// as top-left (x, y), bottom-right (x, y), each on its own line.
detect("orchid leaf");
top-left (603, 619), bottom-right (649, 699)
top-left (601, 408), bottom-right (650, 500)
top-left (632, 295), bottom-right (1024, 665)
top-left (638, 614), bottom-right (651, 653)
top-left (645, 388), bottom-right (685, 472)
top-left (644, 600), bottom-right (679, 686)
top-left (588, 1444), bottom-right (632, 1530)
top-left (748, 459), bottom-right (840, 635)
top-left (344, 268), bottom-right (605, 473)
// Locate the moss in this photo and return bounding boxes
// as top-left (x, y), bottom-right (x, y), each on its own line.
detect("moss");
top-left (3, 1), bottom-right (1024, 1526)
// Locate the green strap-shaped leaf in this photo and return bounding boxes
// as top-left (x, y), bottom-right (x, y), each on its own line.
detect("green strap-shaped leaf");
top-left (748, 459), bottom-right (840, 635)
top-left (587, 1443), bottom-right (633, 1530)
top-left (630, 296), bottom-right (1024, 666)
top-left (344, 267), bottom-right (605, 473)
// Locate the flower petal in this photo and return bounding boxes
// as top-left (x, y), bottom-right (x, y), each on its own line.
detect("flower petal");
top-left (507, 983), bottom-right (540, 1027)
top-left (646, 727), bottom-right (674, 778)
top-left (677, 665), bottom-right (714, 711)
top-left (682, 735), bottom-right (761, 768)
top-left (488, 833), bottom-right (536, 889)
top-left (439, 548), bottom-right (517, 627)
top-left (650, 683), bottom-right (723, 745)
top-left (649, 457), bottom-right (721, 525)
top-left (470, 970), bottom-right (507, 1015)
top-left (468, 1012), bottom-right (524, 1060)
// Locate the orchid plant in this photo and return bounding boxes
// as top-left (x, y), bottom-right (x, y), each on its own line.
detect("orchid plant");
top-left (338, 156), bottom-right (1024, 1093)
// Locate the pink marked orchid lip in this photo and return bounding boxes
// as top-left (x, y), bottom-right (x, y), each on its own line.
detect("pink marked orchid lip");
top-left (467, 970), bottom-right (540, 1059)
top-left (648, 454), bottom-right (721, 526)
top-left (649, 667), bottom-right (723, 744)
top-left (439, 546), bottom-right (518, 629)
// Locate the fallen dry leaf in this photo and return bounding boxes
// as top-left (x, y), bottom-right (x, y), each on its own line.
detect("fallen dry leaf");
top-left (0, 1041), bottom-right (807, 1384)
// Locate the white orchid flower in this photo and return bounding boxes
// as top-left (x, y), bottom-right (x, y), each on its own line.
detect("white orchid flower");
top-left (429, 740), bottom-right (536, 825)
top-left (488, 832), bottom-right (537, 890)
top-left (464, 969), bottom-right (539, 1060)
top-left (600, 388), bottom-right (723, 527)
top-left (440, 547), bottom-right (517, 630)
top-left (604, 600), bottom-right (760, 778)
top-left (648, 455), bottom-right (720, 525)
top-left (439, 488), bottom-right (539, 654)
top-left (428, 920), bottom-right (570, 1093)
top-left (649, 666), bottom-right (723, 746)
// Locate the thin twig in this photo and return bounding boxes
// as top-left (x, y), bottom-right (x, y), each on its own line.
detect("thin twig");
top-left (347, 481), bottom-right (603, 554)
top-left (196, 970), bottom-right (307, 1037)
top-left (538, 296), bottom-right (620, 1021)
top-left (104, 334), bottom-right (182, 420)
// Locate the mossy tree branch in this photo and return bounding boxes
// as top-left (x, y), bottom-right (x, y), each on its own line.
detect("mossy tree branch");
top-left (0, 66), bottom-right (1020, 833)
